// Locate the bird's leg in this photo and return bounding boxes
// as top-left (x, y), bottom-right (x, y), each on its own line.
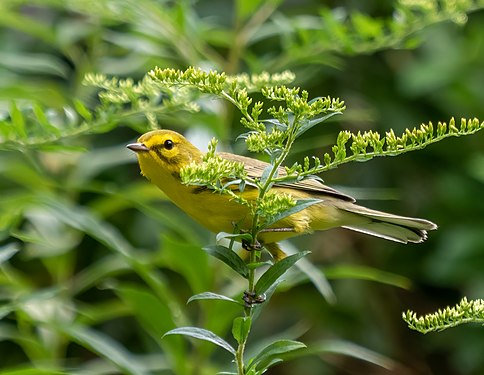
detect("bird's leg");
top-left (257, 228), bottom-right (295, 261)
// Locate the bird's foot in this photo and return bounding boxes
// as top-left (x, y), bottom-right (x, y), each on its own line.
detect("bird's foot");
top-left (241, 238), bottom-right (262, 251)
top-left (242, 290), bottom-right (266, 308)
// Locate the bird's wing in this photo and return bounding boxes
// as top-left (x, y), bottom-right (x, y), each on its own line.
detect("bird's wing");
top-left (218, 152), bottom-right (355, 202)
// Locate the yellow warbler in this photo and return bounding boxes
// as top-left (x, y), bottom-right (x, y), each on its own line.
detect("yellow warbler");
top-left (127, 129), bottom-right (437, 260)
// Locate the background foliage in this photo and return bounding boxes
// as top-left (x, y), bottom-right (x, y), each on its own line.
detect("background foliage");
top-left (0, 0), bottom-right (483, 374)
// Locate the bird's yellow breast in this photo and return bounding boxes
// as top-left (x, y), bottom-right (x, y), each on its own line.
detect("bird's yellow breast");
top-left (136, 149), bottom-right (345, 243)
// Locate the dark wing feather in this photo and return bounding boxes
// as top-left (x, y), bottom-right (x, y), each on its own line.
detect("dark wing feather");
top-left (218, 152), bottom-right (355, 202)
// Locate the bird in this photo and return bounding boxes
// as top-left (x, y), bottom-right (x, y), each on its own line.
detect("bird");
top-left (127, 129), bottom-right (437, 260)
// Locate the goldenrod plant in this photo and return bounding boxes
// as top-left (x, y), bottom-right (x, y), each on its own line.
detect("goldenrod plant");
top-left (1, 1), bottom-right (484, 374)
top-left (107, 66), bottom-right (481, 374)
top-left (403, 298), bottom-right (484, 334)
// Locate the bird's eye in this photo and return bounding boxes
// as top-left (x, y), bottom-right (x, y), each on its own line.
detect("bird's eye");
top-left (164, 139), bottom-right (174, 150)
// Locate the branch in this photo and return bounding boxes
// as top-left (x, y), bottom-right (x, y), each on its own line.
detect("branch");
top-left (311, 117), bottom-right (484, 173)
top-left (403, 297), bottom-right (484, 334)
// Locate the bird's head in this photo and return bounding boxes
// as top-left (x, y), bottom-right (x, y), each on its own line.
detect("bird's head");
top-left (127, 129), bottom-right (203, 177)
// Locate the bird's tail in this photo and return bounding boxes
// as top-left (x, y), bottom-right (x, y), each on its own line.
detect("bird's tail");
top-left (339, 204), bottom-right (437, 243)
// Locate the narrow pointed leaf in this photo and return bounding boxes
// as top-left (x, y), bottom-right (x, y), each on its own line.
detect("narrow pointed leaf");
top-left (0, 243), bottom-right (19, 265)
top-left (264, 199), bottom-right (321, 227)
top-left (203, 245), bottom-right (249, 278)
top-left (296, 111), bottom-right (342, 137)
top-left (308, 339), bottom-right (395, 370)
top-left (262, 118), bottom-right (288, 131)
top-left (280, 241), bottom-right (335, 303)
top-left (164, 327), bottom-right (236, 356)
top-left (187, 292), bottom-right (242, 306)
top-left (10, 102), bottom-right (26, 138)
top-left (247, 339), bottom-right (306, 372)
top-left (74, 99), bottom-right (93, 121)
top-left (215, 231), bottom-right (253, 243)
top-left (260, 165), bottom-right (277, 186)
top-left (324, 264), bottom-right (412, 290)
top-left (255, 251), bottom-right (310, 295)
top-left (232, 316), bottom-right (252, 345)
top-left (63, 325), bottom-right (148, 375)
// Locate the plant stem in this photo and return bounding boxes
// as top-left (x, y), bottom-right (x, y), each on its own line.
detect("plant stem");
top-left (237, 249), bottom-right (258, 375)
top-left (235, 337), bottom-right (246, 375)
top-left (247, 249), bottom-right (258, 296)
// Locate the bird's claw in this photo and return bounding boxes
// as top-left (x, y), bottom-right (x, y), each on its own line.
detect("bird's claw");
top-left (243, 291), bottom-right (266, 308)
top-left (241, 238), bottom-right (262, 251)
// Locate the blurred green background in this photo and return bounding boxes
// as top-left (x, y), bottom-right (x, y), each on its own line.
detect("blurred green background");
top-left (0, 0), bottom-right (483, 374)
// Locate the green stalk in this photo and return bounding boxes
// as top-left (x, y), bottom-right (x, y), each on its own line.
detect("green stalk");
top-left (235, 335), bottom-right (247, 375)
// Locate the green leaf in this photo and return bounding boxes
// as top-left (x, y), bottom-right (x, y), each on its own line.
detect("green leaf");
top-left (74, 99), bottom-right (93, 121)
top-left (0, 368), bottom-right (67, 375)
top-left (296, 111), bottom-right (342, 137)
top-left (164, 327), bottom-right (236, 356)
top-left (260, 165), bottom-right (276, 186)
top-left (63, 324), bottom-right (149, 375)
top-left (0, 243), bottom-right (19, 265)
top-left (33, 103), bottom-right (61, 137)
top-left (187, 292), bottom-right (242, 306)
top-left (215, 231), bottom-right (253, 243)
top-left (203, 245), bottom-right (249, 278)
top-left (236, 0), bottom-right (264, 20)
top-left (161, 236), bottom-right (211, 294)
top-left (10, 102), bottom-right (26, 138)
top-left (308, 339), bottom-right (395, 370)
top-left (263, 199), bottom-right (321, 227)
top-left (293, 253), bottom-right (336, 304)
top-left (247, 339), bottom-right (306, 372)
top-left (247, 261), bottom-right (272, 270)
top-left (255, 251), bottom-right (310, 295)
top-left (116, 285), bottom-right (188, 374)
top-left (232, 316), bottom-right (252, 345)
top-left (324, 264), bottom-right (412, 290)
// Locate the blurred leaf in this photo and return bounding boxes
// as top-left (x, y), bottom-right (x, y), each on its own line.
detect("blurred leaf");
top-left (164, 327), bottom-right (236, 356)
top-left (73, 99), bottom-right (93, 122)
top-left (160, 236), bottom-right (211, 294)
top-left (116, 285), bottom-right (188, 374)
top-left (188, 292), bottom-right (242, 306)
top-left (307, 339), bottom-right (396, 370)
top-left (41, 196), bottom-right (134, 257)
top-left (62, 324), bottom-right (149, 375)
top-left (232, 316), bottom-right (251, 345)
top-left (0, 243), bottom-right (19, 265)
top-left (203, 245), bottom-right (249, 279)
top-left (324, 264), bottom-right (412, 290)
top-left (255, 251), bottom-right (310, 295)
top-left (71, 254), bottom-right (130, 295)
top-left (0, 368), bottom-right (67, 375)
top-left (247, 339), bottom-right (306, 372)
top-left (236, 0), bottom-right (264, 20)
top-left (9, 102), bottom-right (26, 138)
top-left (0, 52), bottom-right (69, 78)
top-left (32, 104), bottom-right (61, 137)
top-left (12, 207), bottom-right (81, 257)
top-left (275, 242), bottom-right (335, 303)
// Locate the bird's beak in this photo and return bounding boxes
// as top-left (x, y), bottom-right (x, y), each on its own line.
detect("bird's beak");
top-left (127, 142), bottom-right (149, 152)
